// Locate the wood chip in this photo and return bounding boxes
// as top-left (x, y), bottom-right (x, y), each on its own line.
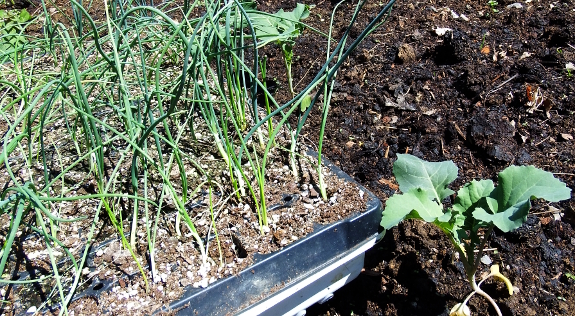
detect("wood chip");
top-left (378, 178), bottom-right (399, 191)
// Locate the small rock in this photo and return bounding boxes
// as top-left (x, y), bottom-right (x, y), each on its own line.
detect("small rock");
top-left (303, 203), bottom-right (314, 210)
top-left (567, 62), bottom-right (575, 71)
top-left (460, 14), bottom-right (469, 21)
top-left (561, 133), bottom-right (573, 141)
top-left (397, 43), bottom-right (416, 63)
top-left (309, 187), bottom-right (318, 198)
top-left (27, 306), bottom-right (37, 314)
top-left (345, 141), bottom-right (355, 148)
top-left (435, 27), bottom-right (452, 36)
top-left (519, 52), bottom-right (532, 60)
top-left (507, 3), bottom-right (523, 9)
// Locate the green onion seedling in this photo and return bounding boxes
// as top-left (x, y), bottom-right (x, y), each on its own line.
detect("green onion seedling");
top-left (381, 154), bottom-right (571, 316)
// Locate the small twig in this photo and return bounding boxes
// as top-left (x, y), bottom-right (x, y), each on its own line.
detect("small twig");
top-left (473, 247), bottom-right (498, 253)
top-left (485, 74), bottom-right (518, 98)
top-left (490, 73), bottom-right (503, 83)
top-left (294, 56), bottom-right (322, 90)
top-left (534, 136), bottom-right (550, 147)
top-left (453, 122), bottom-right (466, 140)
top-left (532, 209), bottom-right (561, 216)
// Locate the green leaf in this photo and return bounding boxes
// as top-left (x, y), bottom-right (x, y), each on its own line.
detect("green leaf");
top-left (473, 165), bottom-right (571, 232)
top-left (495, 165), bottom-right (571, 206)
top-left (381, 188), bottom-right (444, 229)
top-left (393, 154), bottom-right (458, 202)
top-left (246, 3), bottom-right (310, 47)
top-left (18, 9), bottom-right (31, 23)
top-left (473, 202), bottom-right (530, 232)
top-left (300, 94), bottom-right (311, 112)
top-left (432, 207), bottom-right (468, 243)
top-left (452, 180), bottom-right (495, 214)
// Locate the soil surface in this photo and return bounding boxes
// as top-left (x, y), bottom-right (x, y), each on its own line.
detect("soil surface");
top-left (257, 0), bottom-right (574, 315)
top-left (2, 0), bottom-right (575, 315)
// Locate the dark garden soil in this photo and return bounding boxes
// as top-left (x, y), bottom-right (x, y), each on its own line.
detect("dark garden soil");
top-left (256, 0), bottom-right (575, 315)
top-left (2, 0), bottom-right (575, 315)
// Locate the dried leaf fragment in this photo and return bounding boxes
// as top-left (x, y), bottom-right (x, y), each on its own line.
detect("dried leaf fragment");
top-left (480, 45), bottom-right (490, 55)
top-left (525, 84), bottom-right (545, 113)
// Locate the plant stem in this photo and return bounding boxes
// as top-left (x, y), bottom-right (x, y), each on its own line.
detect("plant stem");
top-left (290, 130), bottom-right (298, 180)
top-left (465, 274), bottom-right (503, 316)
top-left (473, 225), bottom-right (495, 273)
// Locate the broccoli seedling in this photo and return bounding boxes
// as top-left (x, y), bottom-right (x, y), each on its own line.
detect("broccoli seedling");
top-left (381, 154), bottom-right (571, 316)
top-left (245, 3), bottom-right (310, 97)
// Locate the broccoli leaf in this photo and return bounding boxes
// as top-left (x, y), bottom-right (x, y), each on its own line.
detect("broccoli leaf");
top-left (453, 180), bottom-right (495, 215)
top-left (381, 188), bottom-right (443, 229)
top-left (244, 3), bottom-right (310, 47)
top-left (393, 154), bottom-right (458, 203)
top-left (473, 165), bottom-right (571, 232)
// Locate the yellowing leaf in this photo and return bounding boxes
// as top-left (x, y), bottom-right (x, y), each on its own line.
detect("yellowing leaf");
top-left (489, 265), bottom-right (514, 296)
top-left (450, 303), bottom-right (471, 316)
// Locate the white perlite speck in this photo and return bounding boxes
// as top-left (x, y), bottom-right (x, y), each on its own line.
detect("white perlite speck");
top-left (480, 255), bottom-right (492, 265)
top-left (435, 27), bottom-right (452, 36)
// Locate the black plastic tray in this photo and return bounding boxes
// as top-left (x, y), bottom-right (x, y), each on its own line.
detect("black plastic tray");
top-left (155, 155), bottom-right (382, 315)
